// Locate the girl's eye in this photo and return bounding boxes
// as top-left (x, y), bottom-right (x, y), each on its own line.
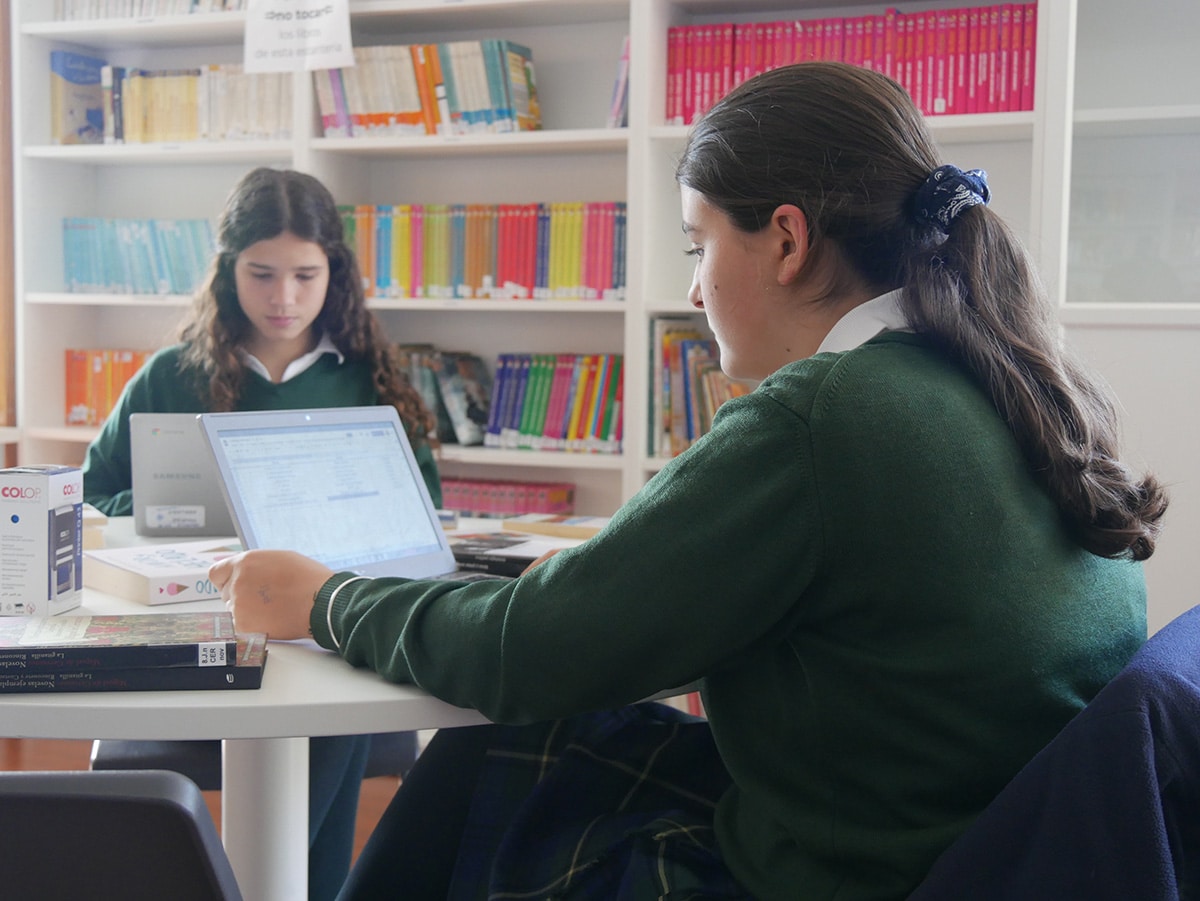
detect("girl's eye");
top-left (684, 247), bottom-right (703, 259)
top-left (251, 272), bottom-right (273, 281)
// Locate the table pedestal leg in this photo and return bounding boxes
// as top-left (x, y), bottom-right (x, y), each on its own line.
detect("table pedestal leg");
top-left (223, 736), bottom-right (310, 901)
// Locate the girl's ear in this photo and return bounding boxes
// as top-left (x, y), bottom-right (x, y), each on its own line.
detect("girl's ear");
top-left (772, 204), bottom-right (809, 285)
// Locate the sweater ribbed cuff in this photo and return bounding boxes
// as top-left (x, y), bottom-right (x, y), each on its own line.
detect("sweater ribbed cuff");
top-left (312, 573), bottom-right (367, 651)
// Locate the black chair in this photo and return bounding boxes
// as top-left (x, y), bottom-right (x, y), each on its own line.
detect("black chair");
top-left (910, 603), bottom-right (1200, 900)
top-left (0, 768), bottom-right (242, 901)
top-left (90, 731), bottom-right (418, 791)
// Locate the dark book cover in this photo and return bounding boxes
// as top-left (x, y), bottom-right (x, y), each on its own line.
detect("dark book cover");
top-left (0, 612), bottom-right (238, 672)
top-left (447, 531), bottom-right (551, 577)
top-left (0, 633), bottom-right (267, 694)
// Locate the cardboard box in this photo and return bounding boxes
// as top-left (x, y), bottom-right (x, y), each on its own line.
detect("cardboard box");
top-left (0, 466), bottom-right (84, 615)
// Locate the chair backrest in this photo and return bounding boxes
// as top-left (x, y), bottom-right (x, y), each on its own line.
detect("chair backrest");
top-left (910, 603), bottom-right (1200, 901)
top-left (0, 768), bottom-right (242, 901)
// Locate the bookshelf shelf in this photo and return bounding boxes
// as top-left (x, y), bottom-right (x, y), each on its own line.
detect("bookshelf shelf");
top-left (23, 142), bottom-right (293, 165)
top-left (26, 293), bottom-right (192, 308)
top-left (25, 426), bottom-right (99, 445)
top-left (20, 13), bottom-right (247, 49)
top-left (368, 298), bottom-right (625, 313)
top-left (436, 447), bottom-right (624, 470)
top-left (312, 128), bottom-right (628, 159)
top-left (1073, 104), bottom-right (1200, 137)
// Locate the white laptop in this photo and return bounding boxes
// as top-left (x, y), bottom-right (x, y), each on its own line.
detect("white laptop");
top-left (130, 413), bottom-right (237, 538)
top-left (197, 406), bottom-right (504, 580)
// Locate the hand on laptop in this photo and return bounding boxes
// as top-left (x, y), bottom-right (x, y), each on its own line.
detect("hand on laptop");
top-left (209, 550), bottom-right (334, 641)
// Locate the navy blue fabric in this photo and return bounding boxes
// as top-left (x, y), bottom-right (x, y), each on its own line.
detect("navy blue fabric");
top-left (910, 604), bottom-right (1200, 901)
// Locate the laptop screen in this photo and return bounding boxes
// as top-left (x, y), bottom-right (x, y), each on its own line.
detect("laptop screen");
top-left (198, 407), bottom-right (453, 578)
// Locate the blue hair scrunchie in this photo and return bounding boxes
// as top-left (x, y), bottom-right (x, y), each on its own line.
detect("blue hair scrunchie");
top-left (913, 165), bottom-right (990, 232)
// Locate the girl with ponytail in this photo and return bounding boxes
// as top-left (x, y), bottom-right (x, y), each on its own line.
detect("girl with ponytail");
top-left (212, 64), bottom-right (1166, 900)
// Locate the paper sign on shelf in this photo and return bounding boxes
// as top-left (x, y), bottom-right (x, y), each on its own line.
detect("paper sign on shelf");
top-left (243, 0), bottom-right (354, 74)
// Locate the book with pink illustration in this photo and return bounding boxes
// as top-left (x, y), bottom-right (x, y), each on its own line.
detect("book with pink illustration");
top-left (83, 538), bottom-right (242, 606)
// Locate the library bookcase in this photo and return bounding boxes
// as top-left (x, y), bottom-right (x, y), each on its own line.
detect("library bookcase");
top-left (10, 0), bottom-right (1200, 630)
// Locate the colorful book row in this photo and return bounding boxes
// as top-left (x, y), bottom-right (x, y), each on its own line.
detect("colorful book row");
top-left (65, 348), bottom-right (149, 427)
top-left (102, 62), bottom-right (292, 143)
top-left (487, 353), bottom-right (624, 455)
top-left (651, 318), bottom-right (752, 458)
top-left (440, 478), bottom-right (576, 519)
top-left (341, 201), bottom-right (627, 301)
top-left (53, 1), bottom-right (245, 18)
top-left (667, 2), bottom-right (1036, 124)
top-left (62, 216), bottom-right (215, 295)
top-left (314, 40), bottom-right (541, 139)
top-left (50, 51), bottom-right (292, 145)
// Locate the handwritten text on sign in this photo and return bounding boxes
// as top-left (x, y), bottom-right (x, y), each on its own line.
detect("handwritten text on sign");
top-left (244, 0), bottom-right (354, 73)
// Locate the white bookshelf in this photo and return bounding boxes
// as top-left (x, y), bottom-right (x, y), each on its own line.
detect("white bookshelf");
top-left (11, 2), bottom-right (1200, 627)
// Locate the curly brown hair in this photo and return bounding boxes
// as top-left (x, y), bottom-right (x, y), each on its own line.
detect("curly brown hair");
top-left (178, 167), bottom-right (437, 446)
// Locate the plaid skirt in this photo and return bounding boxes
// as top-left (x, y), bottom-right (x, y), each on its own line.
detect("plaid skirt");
top-left (446, 702), bottom-right (754, 901)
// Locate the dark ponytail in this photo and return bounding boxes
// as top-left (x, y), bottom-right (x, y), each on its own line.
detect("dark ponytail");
top-left (677, 62), bottom-right (1166, 560)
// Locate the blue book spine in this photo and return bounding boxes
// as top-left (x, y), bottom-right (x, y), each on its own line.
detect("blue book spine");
top-left (375, 205), bottom-right (392, 298)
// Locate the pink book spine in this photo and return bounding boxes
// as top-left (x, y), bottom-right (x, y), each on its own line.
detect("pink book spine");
top-left (883, 7), bottom-right (898, 81)
top-left (984, 5), bottom-right (1001, 113)
top-left (952, 8), bottom-right (969, 114)
top-left (697, 24), bottom-right (714, 120)
top-left (899, 12), bottom-right (914, 104)
top-left (1008, 3), bottom-right (1024, 111)
top-left (997, 4), bottom-right (1013, 112)
top-left (933, 10), bottom-right (949, 114)
top-left (732, 22), bottom-right (751, 87)
top-left (752, 22), bottom-right (767, 79)
top-left (848, 16), bottom-right (865, 68)
top-left (666, 26), bottom-right (683, 124)
top-left (715, 23), bottom-right (734, 103)
top-left (797, 19), bottom-right (814, 63)
top-left (966, 7), bottom-right (981, 114)
top-left (410, 204), bottom-right (424, 298)
top-left (1020, 2), bottom-right (1036, 111)
top-left (682, 25), bottom-right (696, 125)
top-left (834, 16), bottom-right (847, 61)
top-left (861, 15), bottom-right (879, 72)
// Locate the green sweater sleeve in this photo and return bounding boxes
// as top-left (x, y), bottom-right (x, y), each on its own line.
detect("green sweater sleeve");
top-left (311, 390), bottom-right (821, 724)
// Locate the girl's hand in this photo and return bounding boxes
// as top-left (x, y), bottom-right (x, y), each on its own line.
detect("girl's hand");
top-left (209, 549), bottom-right (335, 640)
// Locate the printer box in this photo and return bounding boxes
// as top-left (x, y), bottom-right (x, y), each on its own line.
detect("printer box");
top-left (0, 466), bottom-right (84, 615)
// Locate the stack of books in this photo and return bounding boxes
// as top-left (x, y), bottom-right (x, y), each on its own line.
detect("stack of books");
top-left (0, 612), bottom-right (267, 694)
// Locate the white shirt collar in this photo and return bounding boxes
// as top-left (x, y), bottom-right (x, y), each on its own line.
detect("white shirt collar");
top-left (241, 332), bottom-right (344, 383)
top-left (815, 289), bottom-right (911, 355)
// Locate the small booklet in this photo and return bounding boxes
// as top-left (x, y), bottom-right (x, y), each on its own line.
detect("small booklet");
top-left (83, 538), bottom-right (242, 605)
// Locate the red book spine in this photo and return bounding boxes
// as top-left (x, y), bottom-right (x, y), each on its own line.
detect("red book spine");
top-left (666, 26), bottom-right (681, 124)
top-left (715, 23), bottom-right (734, 103)
top-left (751, 22), bottom-right (767, 79)
top-left (1008, 3), bottom-right (1024, 111)
top-left (984, 5), bottom-right (1001, 113)
top-left (682, 25), bottom-right (697, 125)
top-left (861, 15), bottom-right (879, 72)
top-left (883, 7), bottom-right (899, 81)
top-left (1020, 2), bottom-right (1037, 111)
top-left (966, 7), bottom-right (981, 114)
top-left (997, 4), bottom-right (1013, 112)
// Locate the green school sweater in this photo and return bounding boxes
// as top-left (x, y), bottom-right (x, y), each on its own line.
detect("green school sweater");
top-left (313, 332), bottom-right (1146, 901)
top-left (83, 343), bottom-right (442, 515)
